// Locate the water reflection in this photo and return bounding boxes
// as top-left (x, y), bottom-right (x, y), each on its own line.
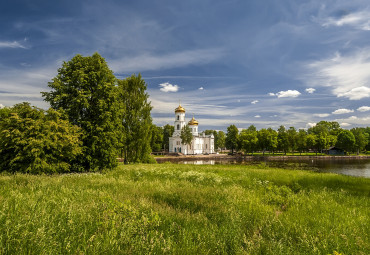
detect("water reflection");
top-left (162, 158), bottom-right (370, 178)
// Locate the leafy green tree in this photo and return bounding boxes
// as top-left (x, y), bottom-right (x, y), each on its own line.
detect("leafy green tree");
top-left (267, 128), bottom-right (278, 154)
top-left (277, 126), bottom-right (289, 154)
top-left (217, 131), bottom-right (226, 152)
top-left (351, 128), bottom-right (369, 154)
top-left (239, 127), bottom-right (258, 155)
top-left (180, 125), bottom-right (193, 151)
top-left (365, 127), bottom-right (370, 151)
top-left (162, 124), bottom-right (174, 152)
top-left (287, 127), bottom-right (297, 154)
top-left (296, 129), bottom-right (307, 155)
top-left (336, 130), bottom-right (355, 154)
top-left (117, 74), bottom-right (153, 164)
top-left (204, 130), bottom-right (219, 151)
top-left (150, 125), bottom-right (163, 152)
top-left (306, 134), bottom-right (317, 154)
top-left (226, 125), bottom-right (239, 154)
top-left (0, 103), bottom-right (82, 174)
top-left (42, 53), bottom-right (118, 171)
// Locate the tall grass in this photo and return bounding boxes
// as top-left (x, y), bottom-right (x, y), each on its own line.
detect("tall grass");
top-left (0, 164), bottom-right (369, 254)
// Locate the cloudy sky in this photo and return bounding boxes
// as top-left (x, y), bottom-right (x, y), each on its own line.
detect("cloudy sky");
top-left (1, 0), bottom-right (370, 130)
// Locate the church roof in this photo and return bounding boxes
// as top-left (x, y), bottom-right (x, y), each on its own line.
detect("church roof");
top-left (188, 116), bottom-right (198, 126)
top-left (175, 104), bottom-right (185, 113)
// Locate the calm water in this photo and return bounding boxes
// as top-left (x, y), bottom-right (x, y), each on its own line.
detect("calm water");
top-left (160, 158), bottom-right (370, 178)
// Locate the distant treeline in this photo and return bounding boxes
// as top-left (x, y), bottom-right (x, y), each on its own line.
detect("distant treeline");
top-left (151, 122), bottom-right (370, 155)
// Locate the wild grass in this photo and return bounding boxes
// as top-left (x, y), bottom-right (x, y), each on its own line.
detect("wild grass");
top-left (0, 164), bottom-right (369, 254)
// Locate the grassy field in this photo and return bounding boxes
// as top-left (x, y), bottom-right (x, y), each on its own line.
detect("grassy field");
top-left (0, 164), bottom-right (369, 254)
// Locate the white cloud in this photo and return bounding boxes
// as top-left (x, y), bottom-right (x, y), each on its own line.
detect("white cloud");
top-left (251, 100), bottom-right (259, 104)
top-left (305, 88), bottom-right (316, 94)
top-left (322, 11), bottom-right (370, 31)
top-left (254, 115), bottom-right (261, 118)
top-left (276, 90), bottom-right (301, 98)
top-left (313, 113), bottom-right (330, 117)
top-left (340, 122), bottom-right (351, 127)
top-left (307, 123), bottom-right (316, 128)
top-left (332, 108), bottom-right (354, 115)
top-left (338, 86), bottom-right (370, 100)
top-left (198, 87), bottom-right (204, 90)
top-left (268, 93), bottom-right (275, 96)
top-left (348, 116), bottom-right (358, 120)
top-left (357, 106), bottom-right (370, 112)
top-left (307, 49), bottom-right (370, 100)
top-left (0, 40), bottom-right (27, 49)
top-left (159, 82), bottom-right (179, 92)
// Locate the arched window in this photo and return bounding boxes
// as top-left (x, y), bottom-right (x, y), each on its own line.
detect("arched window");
top-left (177, 124), bottom-right (180, 130)
top-left (177, 115), bottom-right (179, 120)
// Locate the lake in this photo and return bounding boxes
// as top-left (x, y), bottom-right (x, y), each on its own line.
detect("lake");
top-left (159, 157), bottom-right (370, 178)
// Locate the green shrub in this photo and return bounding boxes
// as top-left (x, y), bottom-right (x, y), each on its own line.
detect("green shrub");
top-left (0, 103), bottom-right (83, 173)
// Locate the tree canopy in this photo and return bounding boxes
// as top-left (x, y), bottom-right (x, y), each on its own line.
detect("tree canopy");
top-left (0, 103), bottom-right (82, 173)
top-left (42, 53), bottom-right (118, 171)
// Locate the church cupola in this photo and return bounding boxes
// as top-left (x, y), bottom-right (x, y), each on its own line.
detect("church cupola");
top-left (188, 116), bottom-right (199, 136)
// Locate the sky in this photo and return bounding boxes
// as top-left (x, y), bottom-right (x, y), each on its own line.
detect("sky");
top-left (1, 0), bottom-right (370, 131)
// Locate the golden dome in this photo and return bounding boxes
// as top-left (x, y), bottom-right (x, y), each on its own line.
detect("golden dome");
top-left (188, 116), bottom-right (198, 126)
top-left (175, 104), bottom-right (185, 113)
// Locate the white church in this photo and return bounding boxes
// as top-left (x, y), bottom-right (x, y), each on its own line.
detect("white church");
top-left (169, 104), bottom-right (215, 155)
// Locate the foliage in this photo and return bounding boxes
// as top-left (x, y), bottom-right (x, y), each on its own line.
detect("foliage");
top-left (0, 103), bottom-right (82, 173)
top-left (225, 124), bottom-right (239, 154)
top-left (180, 125), bottom-right (193, 146)
top-left (351, 128), bottom-right (369, 154)
top-left (217, 131), bottom-right (226, 151)
top-left (239, 126), bottom-right (258, 155)
top-left (296, 129), bottom-right (307, 155)
top-left (117, 74), bottom-right (153, 163)
top-left (42, 53), bottom-right (118, 171)
top-left (150, 125), bottom-right (164, 152)
top-left (0, 164), bottom-right (368, 254)
top-left (162, 124), bottom-right (174, 151)
top-left (277, 126), bottom-right (289, 154)
top-left (336, 130), bottom-right (356, 153)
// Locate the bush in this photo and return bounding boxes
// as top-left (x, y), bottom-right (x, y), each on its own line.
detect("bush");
top-left (0, 103), bottom-right (83, 174)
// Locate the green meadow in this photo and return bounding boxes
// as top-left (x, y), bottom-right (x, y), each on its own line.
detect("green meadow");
top-left (0, 164), bottom-right (369, 254)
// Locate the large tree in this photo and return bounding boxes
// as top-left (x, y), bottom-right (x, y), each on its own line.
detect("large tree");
top-left (226, 125), bottom-right (239, 154)
top-left (296, 129), bottom-right (307, 155)
top-left (351, 128), bottom-right (369, 154)
top-left (277, 126), bottom-right (289, 154)
top-left (117, 74), bottom-right (153, 164)
top-left (217, 131), bottom-right (226, 152)
top-left (42, 53), bottom-right (118, 171)
top-left (336, 130), bottom-right (355, 154)
top-left (239, 127), bottom-right (258, 155)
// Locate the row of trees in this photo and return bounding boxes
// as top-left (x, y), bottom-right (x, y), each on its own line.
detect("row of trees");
top-left (224, 121), bottom-right (370, 155)
top-left (149, 120), bottom-right (370, 155)
top-left (0, 53), bottom-right (154, 173)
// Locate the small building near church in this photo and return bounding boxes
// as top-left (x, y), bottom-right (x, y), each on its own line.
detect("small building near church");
top-left (326, 146), bottom-right (345, 155)
top-left (169, 104), bottom-right (214, 154)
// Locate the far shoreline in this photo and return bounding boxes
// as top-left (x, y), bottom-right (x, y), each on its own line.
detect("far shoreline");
top-left (154, 153), bottom-right (370, 162)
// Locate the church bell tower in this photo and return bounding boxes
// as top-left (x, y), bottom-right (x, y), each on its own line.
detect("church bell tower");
top-left (173, 104), bottom-right (186, 136)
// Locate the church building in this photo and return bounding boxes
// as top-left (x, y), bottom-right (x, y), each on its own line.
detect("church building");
top-left (169, 104), bottom-right (214, 154)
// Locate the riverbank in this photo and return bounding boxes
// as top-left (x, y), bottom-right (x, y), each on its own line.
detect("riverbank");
top-left (1, 164), bottom-right (369, 254)
top-left (155, 153), bottom-right (370, 162)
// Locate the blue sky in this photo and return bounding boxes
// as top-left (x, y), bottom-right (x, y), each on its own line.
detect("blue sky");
top-left (1, 0), bottom-right (370, 131)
